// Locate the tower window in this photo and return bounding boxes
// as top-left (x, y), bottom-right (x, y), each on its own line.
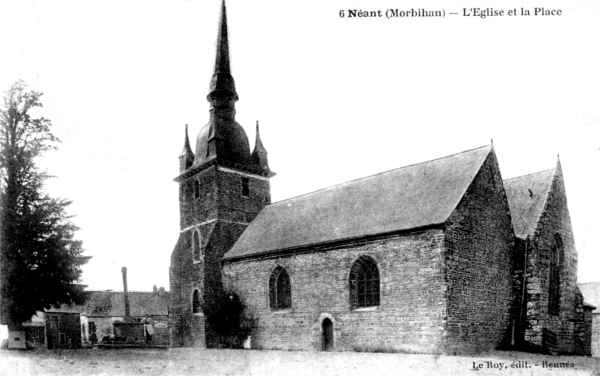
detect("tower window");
top-left (241, 177), bottom-right (250, 197)
top-left (548, 234), bottom-right (563, 315)
top-left (192, 230), bottom-right (201, 263)
top-left (192, 289), bottom-right (201, 314)
top-left (349, 256), bottom-right (380, 309)
top-left (269, 266), bottom-right (291, 310)
top-left (194, 180), bottom-right (200, 199)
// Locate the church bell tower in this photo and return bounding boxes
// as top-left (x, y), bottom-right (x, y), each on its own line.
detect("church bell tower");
top-left (169, 0), bottom-right (274, 348)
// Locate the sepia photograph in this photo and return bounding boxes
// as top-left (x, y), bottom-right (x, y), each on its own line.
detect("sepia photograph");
top-left (1, 0), bottom-right (599, 375)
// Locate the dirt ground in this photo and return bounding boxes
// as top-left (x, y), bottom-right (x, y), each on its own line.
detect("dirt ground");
top-left (1, 348), bottom-right (599, 376)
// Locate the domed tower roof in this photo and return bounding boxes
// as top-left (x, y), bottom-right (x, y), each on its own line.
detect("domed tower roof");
top-left (194, 119), bottom-right (251, 166)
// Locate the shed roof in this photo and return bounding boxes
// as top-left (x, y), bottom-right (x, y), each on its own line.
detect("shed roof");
top-left (48, 290), bottom-right (169, 317)
top-left (105, 291), bottom-right (169, 317)
top-left (223, 145), bottom-right (492, 261)
top-left (579, 282), bottom-right (600, 310)
top-left (504, 168), bottom-right (555, 238)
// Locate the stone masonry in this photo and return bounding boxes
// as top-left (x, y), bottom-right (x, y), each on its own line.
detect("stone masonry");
top-left (443, 151), bottom-right (515, 354)
top-left (223, 230), bottom-right (446, 353)
top-left (220, 149), bottom-right (518, 354)
top-left (520, 164), bottom-right (581, 353)
top-left (170, 166), bottom-right (270, 347)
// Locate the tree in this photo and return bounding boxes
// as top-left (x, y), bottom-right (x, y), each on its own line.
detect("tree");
top-left (0, 80), bottom-right (89, 331)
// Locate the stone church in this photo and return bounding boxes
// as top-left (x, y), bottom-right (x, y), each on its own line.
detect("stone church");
top-left (169, 1), bottom-right (594, 355)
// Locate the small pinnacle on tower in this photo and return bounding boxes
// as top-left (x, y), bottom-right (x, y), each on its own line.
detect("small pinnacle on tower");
top-left (179, 124), bottom-right (194, 172)
top-left (252, 121), bottom-right (274, 177)
top-left (253, 121), bottom-right (267, 154)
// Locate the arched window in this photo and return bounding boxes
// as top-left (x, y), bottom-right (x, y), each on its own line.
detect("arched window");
top-left (192, 230), bottom-right (201, 262)
top-left (269, 267), bottom-right (291, 310)
top-left (548, 234), bottom-right (563, 315)
top-left (349, 256), bottom-right (380, 309)
top-left (192, 289), bottom-right (201, 314)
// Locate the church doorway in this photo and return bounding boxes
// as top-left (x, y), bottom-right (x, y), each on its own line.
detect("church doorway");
top-left (321, 318), bottom-right (334, 351)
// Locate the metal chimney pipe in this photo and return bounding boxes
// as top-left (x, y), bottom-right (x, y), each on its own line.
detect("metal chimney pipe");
top-left (121, 266), bottom-right (131, 320)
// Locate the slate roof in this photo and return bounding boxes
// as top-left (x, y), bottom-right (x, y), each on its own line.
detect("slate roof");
top-left (223, 145), bottom-right (492, 261)
top-left (504, 168), bottom-right (555, 238)
top-left (579, 282), bottom-right (600, 309)
top-left (48, 290), bottom-right (169, 317)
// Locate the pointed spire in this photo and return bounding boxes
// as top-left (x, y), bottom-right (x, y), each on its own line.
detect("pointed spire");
top-left (180, 124), bottom-right (193, 157)
top-left (253, 121), bottom-right (267, 154)
top-left (208, 0), bottom-right (238, 102)
top-left (215, 0), bottom-right (230, 76)
top-left (252, 121), bottom-right (275, 177)
top-left (556, 152), bottom-right (562, 173)
top-left (179, 124), bottom-right (194, 172)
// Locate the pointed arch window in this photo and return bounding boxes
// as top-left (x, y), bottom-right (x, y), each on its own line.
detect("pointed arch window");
top-left (192, 230), bottom-right (202, 263)
top-left (269, 267), bottom-right (291, 310)
top-left (192, 289), bottom-right (201, 314)
top-left (350, 256), bottom-right (380, 309)
top-left (548, 234), bottom-right (563, 315)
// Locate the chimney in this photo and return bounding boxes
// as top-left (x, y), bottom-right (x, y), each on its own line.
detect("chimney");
top-left (121, 266), bottom-right (132, 321)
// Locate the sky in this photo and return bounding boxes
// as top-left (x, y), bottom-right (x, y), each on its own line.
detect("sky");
top-left (0, 0), bottom-right (598, 292)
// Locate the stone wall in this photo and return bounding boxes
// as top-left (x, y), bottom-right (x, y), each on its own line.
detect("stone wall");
top-left (215, 167), bottom-right (271, 223)
top-left (573, 295), bottom-right (593, 356)
top-left (178, 166), bottom-right (270, 230)
top-left (592, 313), bottom-right (600, 356)
top-left (522, 165), bottom-right (582, 354)
top-left (443, 150), bottom-right (515, 354)
top-left (223, 229), bottom-right (447, 354)
top-left (169, 165), bottom-right (270, 348)
top-left (150, 315), bottom-right (170, 346)
top-left (169, 232), bottom-right (206, 348)
top-left (88, 316), bottom-right (123, 340)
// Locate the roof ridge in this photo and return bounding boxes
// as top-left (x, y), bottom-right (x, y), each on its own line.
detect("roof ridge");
top-left (504, 167), bottom-right (556, 182)
top-left (271, 145), bottom-right (491, 206)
